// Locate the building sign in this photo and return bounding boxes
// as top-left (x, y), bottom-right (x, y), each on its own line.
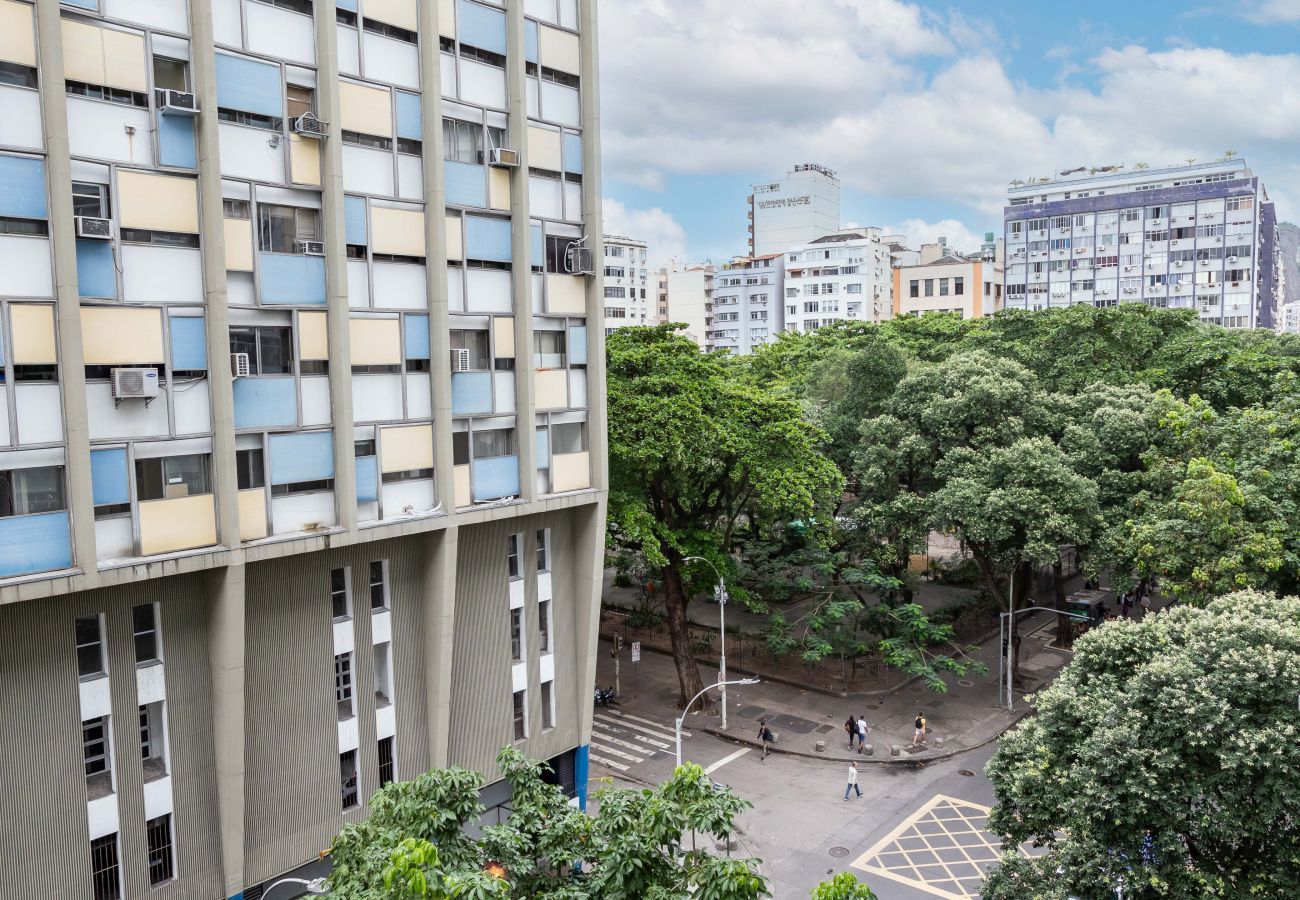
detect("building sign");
top-left (757, 195), bottom-right (812, 210)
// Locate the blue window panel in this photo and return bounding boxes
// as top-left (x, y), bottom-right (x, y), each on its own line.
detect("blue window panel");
top-left (451, 372), bottom-right (492, 415)
top-left (404, 315), bottom-right (430, 360)
top-left (569, 325), bottom-right (587, 365)
top-left (0, 154), bottom-right (47, 220)
top-left (62, 0), bottom-right (97, 7)
top-left (395, 91), bottom-right (422, 141)
top-left (472, 455), bottom-right (519, 502)
top-left (259, 253), bottom-right (326, 305)
top-left (524, 19), bottom-right (539, 64)
top-left (444, 160), bottom-right (487, 209)
top-left (562, 133), bottom-right (583, 175)
top-left (356, 456), bottom-right (378, 503)
top-left (76, 239), bottom-right (117, 299)
top-left (158, 115), bottom-right (197, 169)
top-left (170, 316), bottom-right (207, 370)
top-left (90, 449), bottom-right (129, 507)
top-left (215, 53), bottom-right (283, 119)
top-left (531, 223), bottom-right (544, 269)
top-left (458, 0), bottom-right (507, 55)
top-left (270, 431), bottom-right (334, 485)
top-left (464, 215), bottom-right (512, 262)
top-left (337, 0), bottom-right (357, 8)
top-left (233, 378), bottom-right (298, 429)
top-left (344, 195), bottom-right (367, 246)
top-left (535, 428), bottom-right (550, 469)
top-left (0, 511), bottom-right (72, 577)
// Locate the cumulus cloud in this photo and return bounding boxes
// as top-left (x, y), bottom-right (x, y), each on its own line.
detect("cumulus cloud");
top-left (1238, 0), bottom-right (1300, 23)
top-left (602, 198), bottom-right (688, 268)
top-left (889, 219), bottom-right (988, 255)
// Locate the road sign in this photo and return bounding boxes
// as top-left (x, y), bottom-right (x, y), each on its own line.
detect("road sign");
top-left (631, 641), bottom-right (641, 663)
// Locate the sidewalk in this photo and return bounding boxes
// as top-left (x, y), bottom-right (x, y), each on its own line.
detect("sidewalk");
top-left (596, 610), bottom-right (1073, 764)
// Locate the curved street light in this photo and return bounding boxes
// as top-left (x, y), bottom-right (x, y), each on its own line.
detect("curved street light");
top-left (682, 556), bottom-right (731, 730)
top-left (263, 877), bottom-right (328, 898)
top-left (675, 677), bottom-right (759, 768)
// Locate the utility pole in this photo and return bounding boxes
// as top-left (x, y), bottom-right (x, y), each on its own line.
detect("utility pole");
top-left (612, 633), bottom-right (622, 697)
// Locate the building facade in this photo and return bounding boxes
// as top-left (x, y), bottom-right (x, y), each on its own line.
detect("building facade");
top-left (783, 228), bottom-right (892, 333)
top-left (0, 0), bottom-right (605, 898)
top-left (708, 254), bottom-right (783, 354)
top-left (1003, 159), bottom-right (1280, 329)
top-left (600, 234), bottom-right (648, 331)
top-left (892, 254), bottom-right (1004, 319)
top-left (748, 163), bottom-right (840, 257)
top-left (662, 263), bottom-right (714, 349)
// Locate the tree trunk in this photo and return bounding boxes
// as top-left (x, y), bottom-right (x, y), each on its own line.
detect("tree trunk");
top-left (1052, 558), bottom-right (1074, 650)
top-left (662, 558), bottom-right (709, 710)
top-left (1010, 561), bottom-right (1031, 682)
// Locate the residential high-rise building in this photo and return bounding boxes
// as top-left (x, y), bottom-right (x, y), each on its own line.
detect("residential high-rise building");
top-left (601, 234), bottom-right (649, 331)
top-left (1003, 159), bottom-right (1280, 328)
top-left (748, 163), bottom-right (841, 257)
top-left (783, 228), bottom-right (892, 333)
top-left (662, 263), bottom-right (715, 349)
top-left (0, 1), bottom-right (605, 898)
top-left (709, 254), bottom-right (784, 354)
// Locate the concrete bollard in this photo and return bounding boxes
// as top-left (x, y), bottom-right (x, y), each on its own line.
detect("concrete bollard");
top-left (933, 737), bottom-right (945, 749)
top-left (814, 740), bottom-right (826, 752)
top-left (890, 745), bottom-right (902, 757)
top-left (716, 837), bottom-right (738, 851)
top-left (864, 744), bottom-right (874, 756)
top-left (769, 731), bottom-right (780, 743)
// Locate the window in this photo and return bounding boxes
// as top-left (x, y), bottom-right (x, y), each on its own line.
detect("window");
top-left (223, 198), bottom-right (251, 219)
top-left (507, 534), bottom-right (520, 579)
top-left (217, 107), bottom-right (282, 131)
top-left (364, 16), bottom-right (417, 43)
top-left (535, 528), bottom-right (550, 572)
top-left (551, 422), bottom-right (585, 455)
top-left (90, 834), bottom-right (121, 900)
top-left (257, 204), bottom-right (320, 253)
top-left (72, 182), bottom-right (110, 218)
top-left (76, 615), bottom-right (106, 679)
top-left (139, 702), bottom-right (166, 771)
top-left (152, 57), bottom-right (188, 94)
top-left (367, 560), bottom-right (389, 610)
top-left (134, 455), bottom-right (211, 502)
top-left (335, 652), bottom-right (354, 719)
top-left (331, 568), bottom-right (350, 619)
top-left (443, 119), bottom-right (483, 164)
top-left (340, 750), bottom-right (359, 810)
top-left (0, 466), bottom-right (66, 517)
top-left (146, 815), bottom-right (174, 886)
top-left (538, 599), bottom-right (551, 654)
top-left (534, 331), bottom-right (566, 369)
top-left (236, 448), bottom-right (265, 491)
top-left (473, 429), bottom-right (513, 460)
top-left (67, 80), bottom-right (148, 108)
top-left (939, 279), bottom-right (949, 297)
top-left (83, 716), bottom-right (111, 781)
top-left (378, 737), bottom-right (395, 787)
top-left (954, 277), bottom-right (964, 296)
top-left (286, 84), bottom-right (314, 122)
top-left (512, 690), bottom-right (527, 741)
top-left (229, 326), bottom-right (293, 375)
top-left (449, 329), bottom-right (490, 370)
top-left (510, 607), bottom-right (522, 661)
top-left (923, 279), bottom-right (934, 297)
top-left (343, 129), bottom-right (393, 150)
top-left (541, 681), bottom-right (555, 730)
top-left (0, 61), bottom-right (37, 89)
top-left (132, 604), bottom-right (159, 664)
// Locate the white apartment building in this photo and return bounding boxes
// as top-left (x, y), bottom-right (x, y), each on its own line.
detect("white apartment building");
top-left (1004, 159), bottom-right (1280, 329)
top-left (749, 163), bottom-right (841, 257)
top-left (783, 229), bottom-right (892, 333)
top-left (709, 254), bottom-right (784, 354)
top-left (662, 264), bottom-right (715, 349)
top-left (602, 234), bottom-right (649, 332)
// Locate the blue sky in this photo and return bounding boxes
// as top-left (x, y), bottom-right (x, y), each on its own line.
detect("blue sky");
top-left (597, 0), bottom-right (1300, 265)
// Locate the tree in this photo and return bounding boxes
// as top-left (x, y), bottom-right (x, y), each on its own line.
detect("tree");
top-left (606, 325), bottom-right (843, 705)
top-left (984, 592), bottom-right (1300, 899)
top-left (810, 872), bottom-right (878, 899)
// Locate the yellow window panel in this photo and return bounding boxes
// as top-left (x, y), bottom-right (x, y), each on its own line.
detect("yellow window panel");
top-left (237, 489), bottom-right (268, 542)
top-left (139, 495), bottom-right (217, 555)
top-left (365, 0), bottom-right (417, 32)
top-left (371, 206), bottom-right (426, 257)
top-left (546, 274), bottom-right (586, 315)
top-left (445, 213), bottom-right (463, 261)
top-left (453, 464), bottom-right (471, 507)
top-left (438, 0), bottom-right (454, 38)
top-left (118, 170), bottom-right (199, 234)
top-left (349, 317), bottom-right (402, 366)
top-left (0, 0), bottom-right (36, 68)
top-left (539, 25), bottom-right (580, 76)
top-left (528, 125), bottom-right (563, 172)
top-left (298, 311), bottom-right (329, 361)
top-left (339, 80), bottom-right (393, 138)
top-left (380, 423), bottom-right (434, 473)
top-left (62, 19), bottom-right (147, 93)
top-left (81, 306), bottom-right (164, 365)
top-left (289, 134), bottom-right (322, 187)
top-left (488, 166), bottom-right (510, 211)
top-left (223, 218), bottom-right (254, 271)
top-left (10, 304), bottom-right (56, 364)
top-left (551, 451), bottom-right (591, 492)
top-left (492, 316), bottom-right (515, 358)
top-left (534, 369), bottom-right (568, 409)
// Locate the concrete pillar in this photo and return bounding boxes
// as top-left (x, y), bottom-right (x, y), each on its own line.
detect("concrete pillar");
top-left (206, 563), bottom-right (248, 897)
top-left (314, 0), bottom-right (358, 532)
top-left (570, 500), bottom-right (605, 748)
top-left (34, 0), bottom-right (98, 582)
top-left (506, 0), bottom-right (536, 501)
top-left (420, 526), bottom-right (459, 768)
top-left (579, 0), bottom-right (609, 492)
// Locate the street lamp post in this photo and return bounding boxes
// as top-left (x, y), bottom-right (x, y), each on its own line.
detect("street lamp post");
top-left (263, 877), bottom-right (328, 898)
top-left (675, 677), bottom-right (760, 768)
top-left (999, 606), bottom-right (1092, 712)
top-left (683, 556), bottom-right (730, 730)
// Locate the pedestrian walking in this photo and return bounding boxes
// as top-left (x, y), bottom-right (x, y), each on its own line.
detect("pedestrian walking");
top-left (844, 715), bottom-right (856, 750)
top-left (1122, 591), bottom-right (1135, 618)
top-left (913, 713), bottom-right (927, 746)
top-left (757, 719), bottom-right (774, 760)
top-left (1140, 592), bottom-right (1151, 616)
top-left (843, 762), bottom-right (861, 800)
top-left (856, 716), bottom-right (869, 753)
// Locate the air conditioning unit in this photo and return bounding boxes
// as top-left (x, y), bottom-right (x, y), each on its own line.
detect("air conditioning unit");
top-left (490, 147), bottom-right (519, 168)
top-left (75, 216), bottom-right (112, 240)
top-left (294, 113), bottom-right (328, 138)
top-left (230, 352), bottom-right (251, 378)
top-left (111, 367), bottom-right (160, 403)
top-left (1228, 256), bottom-right (1238, 263)
top-left (451, 348), bottom-right (471, 372)
top-left (158, 89), bottom-right (199, 117)
top-left (565, 244), bottom-right (595, 276)
top-left (297, 240), bottom-right (325, 255)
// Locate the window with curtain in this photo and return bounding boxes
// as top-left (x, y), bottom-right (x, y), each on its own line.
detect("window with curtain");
top-left (257, 204), bottom-right (319, 253)
top-left (442, 119), bottom-right (483, 164)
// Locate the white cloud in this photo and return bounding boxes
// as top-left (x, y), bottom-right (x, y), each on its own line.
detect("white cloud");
top-left (1238, 0), bottom-right (1300, 23)
top-left (602, 198), bottom-right (688, 268)
top-left (889, 219), bottom-right (987, 255)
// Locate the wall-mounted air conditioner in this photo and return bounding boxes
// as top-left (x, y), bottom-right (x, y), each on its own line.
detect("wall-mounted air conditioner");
top-left (451, 348), bottom-right (471, 372)
top-left (111, 367), bottom-right (160, 404)
top-left (158, 89), bottom-right (199, 117)
top-left (490, 147), bottom-right (519, 168)
top-left (76, 216), bottom-right (112, 240)
top-left (566, 244), bottom-right (595, 276)
top-left (294, 113), bottom-right (328, 138)
top-left (297, 240), bottom-right (325, 255)
top-left (230, 353), bottom-right (251, 378)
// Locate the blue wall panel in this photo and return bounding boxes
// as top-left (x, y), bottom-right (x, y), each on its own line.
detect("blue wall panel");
top-left (569, 325), bottom-right (587, 365)
top-left (458, 0), bottom-right (507, 55)
top-left (158, 115), bottom-right (197, 169)
top-left (344, 196), bottom-right (367, 246)
top-left (270, 431), bottom-right (334, 485)
top-left (395, 91), bottom-right (422, 141)
top-left (0, 154), bottom-right (47, 220)
top-left (464, 215), bottom-right (512, 262)
top-left (0, 511), bottom-right (72, 577)
top-left (531, 223), bottom-right (544, 269)
top-left (337, 0), bottom-right (357, 8)
top-left (575, 744), bottom-right (590, 810)
top-left (472, 454), bottom-right (519, 501)
top-left (233, 378), bottom-right (298, 429)
top-left (562, 133), bottom-right (583, 175)
top-left (451, 372), bottom-right (492, 415)
top-left (259, 253), bottom-right (326, 305)
top-left (356, 456), bottom-right (378, 503)
top-left (170, 316), bottom-right (207, 370)
top-left (524, 19), bottom-right (539, 63)
top-left (444, 161), bottom-right (487, 209)
top-left (535, 427), bottom-right (550, 468)
top-left (76, 240), bottom-right (117, 299)
top-left (404, 315), bottom-right (430, 359)
top-left (215, 53), bottom-right (283, 118)
top-left (90, 449), bottom-right (129, 507)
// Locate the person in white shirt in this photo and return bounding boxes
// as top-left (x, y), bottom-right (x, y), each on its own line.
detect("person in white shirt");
top-left (843, 762), bottom-right (861, 800)
top-left (856, 717), bottom-right (869, 753)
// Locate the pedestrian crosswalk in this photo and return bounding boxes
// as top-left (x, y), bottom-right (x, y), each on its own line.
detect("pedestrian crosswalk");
top-left (589, 711), bottom-right (690, 773)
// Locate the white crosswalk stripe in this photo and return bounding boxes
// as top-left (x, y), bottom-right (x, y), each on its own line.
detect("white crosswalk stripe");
top-left (589, 753), bottom-right (629, 772)
top-left (590, 741), bottom-right (644, 763)
top-left (593, 719), bottom-right (670, 750)
top-left (590, 727), bottom-right (660, 757)
top-left (595, 713), bottom-right (680, 744)
top-left (589, 711), bottom-right (692, 776)
top-left (613, 711), bottom-right (693, 738)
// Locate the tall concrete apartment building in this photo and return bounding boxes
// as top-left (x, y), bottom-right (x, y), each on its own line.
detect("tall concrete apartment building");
top-left (1003, 159), bottom-right (1280, 328)
top-left (748, 162), bottom-right (840, 257)
top-left (0, 1), bottom-right (605, 898)
top-left (661, 263), bottom-right (714, 349)
top-left (783, 228), bottom-right (892, 333)
top-left (709, 254), bottom-right (783, 354)
top-left (600, 233), bottom-right (648, 331)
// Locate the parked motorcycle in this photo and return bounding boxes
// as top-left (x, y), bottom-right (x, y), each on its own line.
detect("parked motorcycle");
top-left (593, 686), bottom-right (619, 707)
